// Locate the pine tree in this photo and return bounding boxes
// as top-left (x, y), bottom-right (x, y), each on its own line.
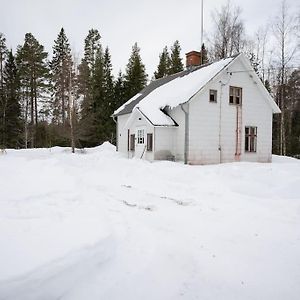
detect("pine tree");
top-left (83, 29), bottom-right (101, 72)
top-left (51, 28), bottom-right (72, 126)
top-left (169, 40), bottom-right (184, 74)
top-left (124, 43), bottom-right (147, 100)
top-left (0, 51), bottom-right (21, 148)
top-left (16, 33), bottom-right (48, 148)
top-left (154, 46), bottom-right (171, 79)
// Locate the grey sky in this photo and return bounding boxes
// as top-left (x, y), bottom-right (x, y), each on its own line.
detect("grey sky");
top-left (1, 0), bottom-right (298, 76)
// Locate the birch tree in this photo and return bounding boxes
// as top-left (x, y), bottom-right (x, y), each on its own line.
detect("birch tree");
top-left (273, 0), bottom-right (298, 155)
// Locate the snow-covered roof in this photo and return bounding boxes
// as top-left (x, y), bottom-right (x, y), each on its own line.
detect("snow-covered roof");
top-left (114, 57), bottom-right (235, 126)
top-left (113, 54), bottom-right (280, 126)
top-left (137, 57), bottom-right (235, 126)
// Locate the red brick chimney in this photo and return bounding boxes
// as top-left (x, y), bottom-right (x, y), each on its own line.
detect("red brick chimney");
top-left (186, 51), bottom-right (202, 68)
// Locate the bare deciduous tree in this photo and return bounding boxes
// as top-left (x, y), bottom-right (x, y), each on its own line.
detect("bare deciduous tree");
top-left (273, 0), bottom-right (298, 155)
top-left (210, 1), bottom-right (246, 60)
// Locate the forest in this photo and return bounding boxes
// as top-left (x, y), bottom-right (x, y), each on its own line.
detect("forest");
top-left (0, 1), bottom-right (299, 156)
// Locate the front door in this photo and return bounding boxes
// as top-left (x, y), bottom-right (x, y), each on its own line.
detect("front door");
top-left (135, 127), bottom-right (146, 159)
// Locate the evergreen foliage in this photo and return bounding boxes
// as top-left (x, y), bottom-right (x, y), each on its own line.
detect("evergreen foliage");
top-left (16, 33), bottom-right (49, 148)
top-left (169, 40), bottom-right (184, 74)
top-left (124, 43), bottom-right (147, 100)
top-left (154, 46), bottom-right (170, 79)
top-left (200, 43), bottom-right (209, 64)
top-left (51, 28), bottom-right (72, 126)
top-left (114, 71), bottom-right (125, 111)
top-left (0, 50), bottom-right (21, 148)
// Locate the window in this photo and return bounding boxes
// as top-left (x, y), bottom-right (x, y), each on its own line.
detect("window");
top-left (137, 129), bottom-right (145, 144)
top-left (245, 127), bottom-right (257, 152)
top-left (130, 134), bottom-right (135, 151)
top-left (209, 89), bottom-right (217, 102)
top-left (147, 133), bottom-right (153, 151)
top-left (229, 86), bottom-right (242, 105)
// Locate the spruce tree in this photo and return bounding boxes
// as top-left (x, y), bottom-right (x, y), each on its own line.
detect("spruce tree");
top-left (114, 71), bottom-right (125, 109)
top-left (1, 51), bottom-right (21, 148)
top-left (102, 47), bottom-right (115, 142)
top-left (51, 28), bottom-right (72, 127)
top-left (16, 33), bottom-right (48, 148)
top-left (80, 46), bottom-right (104, 146)
top-left (154, 46), bottom-right (171, 79)
top-left (124, 43), bottom-right (147, 100)
top-left (201, 43), bottom-right (209, 64)
top-left (79, 29), bottom-right (102, 146)
top-left (169, 40), bottom-right (184, 74)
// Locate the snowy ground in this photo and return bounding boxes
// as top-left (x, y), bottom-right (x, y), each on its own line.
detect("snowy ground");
top-left (0, 143), bottom-right (299, 300)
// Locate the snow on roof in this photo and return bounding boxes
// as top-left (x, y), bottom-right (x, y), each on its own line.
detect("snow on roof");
top-left (135, 57), bottom-right (234, 126)
top-left (113, 93), bottom-right (142, 116)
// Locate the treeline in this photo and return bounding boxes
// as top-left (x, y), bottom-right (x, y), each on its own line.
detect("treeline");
top-left (0, 29), bottom-right (185, 150)
top-left (0, 0), bottom-right (299, 156)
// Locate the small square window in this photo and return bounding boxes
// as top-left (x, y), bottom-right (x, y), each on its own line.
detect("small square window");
top-left (209, 89), bottom-right (217, 102)
top-left (229, 86), bottom-right (242, 105)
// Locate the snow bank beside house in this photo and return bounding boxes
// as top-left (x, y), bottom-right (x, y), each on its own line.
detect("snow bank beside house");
top-left (0, 143), bottom-right (299, 300)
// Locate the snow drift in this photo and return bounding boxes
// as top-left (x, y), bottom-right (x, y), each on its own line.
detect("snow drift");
top-left (0, 143), bottom-right (299, 300)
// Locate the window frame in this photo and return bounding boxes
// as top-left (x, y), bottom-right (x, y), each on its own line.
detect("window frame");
top-left (245, 126), bottom-right (257, 153)
top-left (137, 129), bottom-right (145, 144)
top-left (229, 86), bottom-right (242, 105)
top-left (147, 133), bottom-right (153, 151)
top-left (209, 89), bottom-right (217, 103)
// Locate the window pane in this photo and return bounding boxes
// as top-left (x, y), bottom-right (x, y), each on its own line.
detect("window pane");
top-left (245, 136), bottom-right (249, 151)
top-left (209, 89), bottom-right (217, 102)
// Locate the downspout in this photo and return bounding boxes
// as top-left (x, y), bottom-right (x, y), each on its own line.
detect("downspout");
top-left (180, 103), bottom-right (189, 164)
top-left (218, 83), bottom-right (223, 163)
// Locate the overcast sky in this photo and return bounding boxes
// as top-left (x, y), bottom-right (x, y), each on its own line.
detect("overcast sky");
top-left (1, 0), bottom-right (298, 76)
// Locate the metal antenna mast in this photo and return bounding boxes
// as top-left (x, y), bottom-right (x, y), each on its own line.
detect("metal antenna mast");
top-left (200, 0), bottom-right (204, 64)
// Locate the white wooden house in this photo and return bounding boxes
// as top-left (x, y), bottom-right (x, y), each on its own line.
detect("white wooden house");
top-left (112, 53), bottom-right (280, 164)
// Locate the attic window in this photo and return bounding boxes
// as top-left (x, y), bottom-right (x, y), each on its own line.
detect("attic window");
top-left (245, 127), bottom-right (257, 152)
top-left (229, 86), bottom-right (242, 105)
top-left (209, 89), bottom-right (217, 102)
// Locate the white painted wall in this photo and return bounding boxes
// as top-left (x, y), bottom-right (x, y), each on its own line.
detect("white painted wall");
top-left (154, 127), bottom-right (176, 160)
top-left (168, 106), bottom-right (185, 161)
top-left (117, 114), bottom-right (130, 154)
top-left (119, 110), bottom-right (154, 160)
top-left (187, 56), bottom-right (274, 164)
top-left (117, 56), bottom-right (275, 164)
